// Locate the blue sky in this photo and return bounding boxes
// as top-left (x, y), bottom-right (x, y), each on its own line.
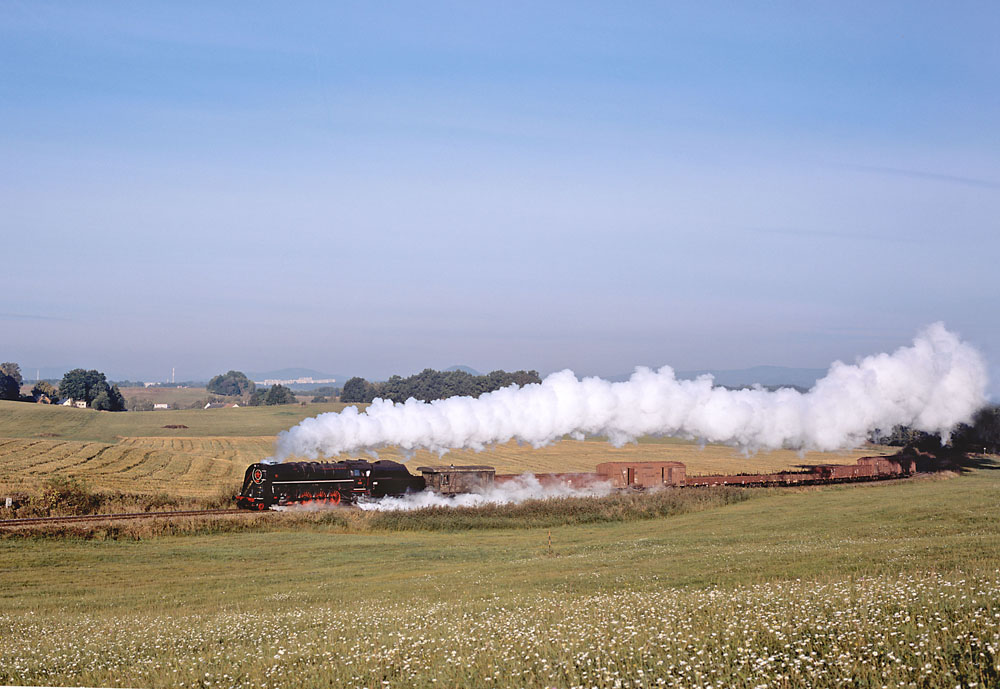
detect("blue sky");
top-left (2, 1), bottom-right (998, 393)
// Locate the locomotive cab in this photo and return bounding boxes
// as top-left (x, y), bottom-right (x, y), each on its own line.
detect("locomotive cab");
top-left (236, 464), bottom-right (272, 510)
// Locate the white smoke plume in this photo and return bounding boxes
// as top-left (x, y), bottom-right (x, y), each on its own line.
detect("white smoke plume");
top-left (270, 323), bottom-right (987, 461)
top-left (355, 473), bottom-right (614, 512)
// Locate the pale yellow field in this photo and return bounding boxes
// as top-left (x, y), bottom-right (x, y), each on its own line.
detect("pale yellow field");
top-left (0, 433), bottom-right (892, 498)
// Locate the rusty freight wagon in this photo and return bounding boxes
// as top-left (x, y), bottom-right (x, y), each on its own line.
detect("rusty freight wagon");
top-left (595, 461), bottom-right (686, 488)
top-left (417, 465), bottom-right (495, 494)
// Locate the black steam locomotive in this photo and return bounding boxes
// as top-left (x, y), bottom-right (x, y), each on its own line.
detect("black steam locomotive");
top-left (236, 459), bottom-right (426, 510)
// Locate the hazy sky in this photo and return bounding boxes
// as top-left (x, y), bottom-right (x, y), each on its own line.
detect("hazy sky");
top-left (2, 2), bottom-right (998, 394)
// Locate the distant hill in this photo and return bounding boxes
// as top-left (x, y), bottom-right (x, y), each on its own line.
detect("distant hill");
top-left (245, 368), bottom-right (346, 390)
top-left (443, 365), bottom-right (481, 376)
top-left (607, 365), bottom-right (826, 389)
top-left (245, 367), bottom-right (341, 381)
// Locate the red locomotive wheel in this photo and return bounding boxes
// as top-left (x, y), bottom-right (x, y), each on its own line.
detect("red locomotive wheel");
top-left (330, 491), bottom-right (341, 505)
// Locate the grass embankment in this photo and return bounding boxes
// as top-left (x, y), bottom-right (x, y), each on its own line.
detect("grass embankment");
top-left (0, 399), bottom-right (893, 497)
top-left (1, 464), bottom-right (998, 688)
top-left (0, 399), bottom-right (354, 442)
top-left (1, 486), bottom-right (754, 539)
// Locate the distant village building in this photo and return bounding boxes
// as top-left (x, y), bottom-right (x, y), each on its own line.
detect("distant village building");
top-left (153, 403), bottom-right (169, 410)
top-left (62, 399), bottom-right (88, 409)
top-left (204, 402), bottom-right (240, 409)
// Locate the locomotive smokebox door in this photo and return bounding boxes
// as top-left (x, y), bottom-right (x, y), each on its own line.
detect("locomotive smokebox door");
top-left (417, 466), bottom-right (496, 494)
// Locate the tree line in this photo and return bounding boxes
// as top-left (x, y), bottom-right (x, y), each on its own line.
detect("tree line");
top-left (873, 406), bottom-right (1000, 454)
top-left (0, 362), bottom-right (127, 411)
top-left (340, 368), bottom-right (542, 404)
top-left (206, 370), bottom-right (298, 406)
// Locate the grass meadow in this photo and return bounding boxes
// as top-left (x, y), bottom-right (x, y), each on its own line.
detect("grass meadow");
top-left (1, 462), bottom-right (999, 688)
top-left (0, 400), bottom-right (891, 497)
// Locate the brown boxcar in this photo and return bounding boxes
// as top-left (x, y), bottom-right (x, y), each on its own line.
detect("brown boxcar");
top-left (417, 465), bottom-right (496, 495)
top-left (595, 461), bottom-right (686, 488)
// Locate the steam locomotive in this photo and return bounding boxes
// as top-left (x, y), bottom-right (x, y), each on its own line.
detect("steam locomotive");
top-left (236, 459), bottom-right (426, 510)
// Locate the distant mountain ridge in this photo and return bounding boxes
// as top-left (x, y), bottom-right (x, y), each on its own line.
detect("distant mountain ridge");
top-left (677, 365), bottom-right (827, 389)
top-left (606, 365), bottom-right (827, 389)
top-left (443, 365), bottom-right (482, 375)
top-left (245, 367), bottom-right (342, 382)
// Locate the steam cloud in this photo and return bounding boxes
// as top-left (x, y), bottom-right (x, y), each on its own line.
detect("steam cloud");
top-left (355, 473), bottom-right (614, 512)
top-left (270, 323), bottom-right (987, 462)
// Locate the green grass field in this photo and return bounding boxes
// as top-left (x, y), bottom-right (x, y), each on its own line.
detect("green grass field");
top-left (1, 462), bottom-right (998, 688)
top-left (0, 400), bottom-right (892, 497)
top-left (0, 399), bottom-right (354, 443)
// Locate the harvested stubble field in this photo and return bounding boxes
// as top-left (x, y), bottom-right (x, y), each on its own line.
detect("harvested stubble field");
top-left (0, 400), bottom-right (891, 497)
top-left (0, 436), bottom-right (271, 496)
top-left (1, 462), bottom-right (998, 688)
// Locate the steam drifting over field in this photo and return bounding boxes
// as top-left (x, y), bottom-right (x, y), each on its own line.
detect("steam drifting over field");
top-left (355, 473), bottom-right (614, 511)
top-left (271, 323), bottom-right (987, 461)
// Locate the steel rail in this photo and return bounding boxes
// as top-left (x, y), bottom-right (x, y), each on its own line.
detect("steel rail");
top-left (0, 508), bottom-right (263, 527)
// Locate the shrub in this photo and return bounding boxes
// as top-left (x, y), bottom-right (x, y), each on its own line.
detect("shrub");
top-left (26, 476), bottom-right (101, 516)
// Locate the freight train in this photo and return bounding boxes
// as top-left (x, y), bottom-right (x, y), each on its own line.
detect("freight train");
top-left (236, 455), bottom-right (917, 510)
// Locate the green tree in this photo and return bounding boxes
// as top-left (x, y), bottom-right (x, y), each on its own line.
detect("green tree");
top-left (31, 381), bottom-right (59, 403)
top-left (107, 384), bottom-right (126, 411)
top-left (0, 374), bottom-right (18, 401)
top-left (953, 405), bottom-right (1000, 453)
top-left (0, 362), bottom-right (22, 387)
top-left (91, 390), bottom-right (112, 411)
top-left (127, 397), bottom-right (155, 411)
top-left (340, 376), bottom-right (374, 403)
top-left (206, 370), bottom-right (255, 397)
top-left (264, 384), bottom-right (297, 405)
top-left (59, 369), bottom-right (109, 405)
top-left (88, 384), bottom-right (125, 411)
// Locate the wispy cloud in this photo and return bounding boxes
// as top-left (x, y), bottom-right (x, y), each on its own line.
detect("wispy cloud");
top-left (840, 164), bottom-right (1000, 190)
top-left (0, 312), bottom-right (69, 322)
top-left (748, 227), bottom-right (923, 244)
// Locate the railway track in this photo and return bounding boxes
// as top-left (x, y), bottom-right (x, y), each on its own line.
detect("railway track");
top-left (0, 508), bottom-right (263, 527)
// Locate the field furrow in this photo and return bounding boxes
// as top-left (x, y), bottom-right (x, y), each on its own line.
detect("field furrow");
top-left (109, 449), bottom-right (157, 477)
top-left (22, 442), bottom-right (92, 474)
